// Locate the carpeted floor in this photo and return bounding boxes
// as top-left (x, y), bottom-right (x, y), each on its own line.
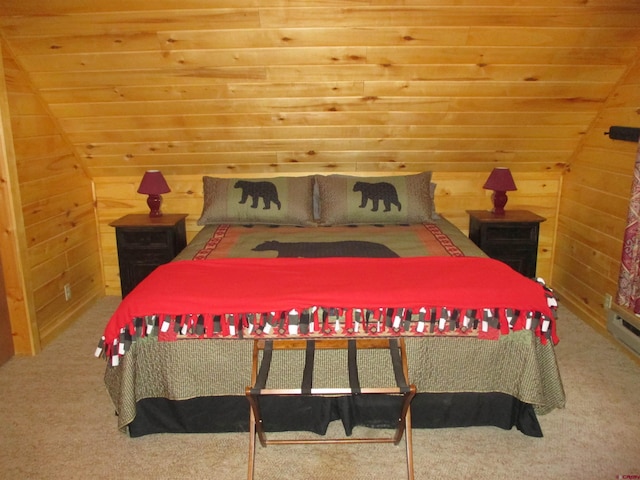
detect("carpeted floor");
top-left (0, 296), bottom-right (639, 479)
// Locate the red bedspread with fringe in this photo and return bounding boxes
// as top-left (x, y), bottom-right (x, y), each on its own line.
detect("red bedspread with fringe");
top-left (98, 257), bottom-right (558, 364)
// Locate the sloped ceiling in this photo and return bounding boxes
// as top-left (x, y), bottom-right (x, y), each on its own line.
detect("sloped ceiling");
top-left (1, 0), bottom-right (639, 178)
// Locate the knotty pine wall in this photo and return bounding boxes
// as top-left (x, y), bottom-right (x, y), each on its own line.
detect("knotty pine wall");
top-left (1, 42), bottom-right (103, 354)
top-left (553, 59), bottom-right (640, 334)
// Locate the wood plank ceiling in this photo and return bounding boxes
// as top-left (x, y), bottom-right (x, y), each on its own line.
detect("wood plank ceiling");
top-left (1, 0), bottom-right (639, 178)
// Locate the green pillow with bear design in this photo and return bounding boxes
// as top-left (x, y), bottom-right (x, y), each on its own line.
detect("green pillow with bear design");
top-left (315, 172), bottom-right (435, 226)
top-left (197, 175), bottom-right (316, 226)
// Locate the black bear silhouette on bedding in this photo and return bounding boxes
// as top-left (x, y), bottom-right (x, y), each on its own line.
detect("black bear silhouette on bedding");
top-left (353, 181), bottom-right (402, 212)
top-left (253, 240), bottom-right (399, 258)
top-left (234, 180), bottom-right (281, 210)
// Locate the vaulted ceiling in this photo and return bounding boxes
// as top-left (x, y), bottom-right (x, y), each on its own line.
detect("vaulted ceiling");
top-left (1, 0), bottom-right (639, 178)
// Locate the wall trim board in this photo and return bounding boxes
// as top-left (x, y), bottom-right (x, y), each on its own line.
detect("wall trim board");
top-left (0, 41), bottom-right (40, 355)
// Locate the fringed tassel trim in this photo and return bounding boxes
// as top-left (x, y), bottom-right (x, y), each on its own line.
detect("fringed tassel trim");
top-left (97, 278), bottom-right (559, 365)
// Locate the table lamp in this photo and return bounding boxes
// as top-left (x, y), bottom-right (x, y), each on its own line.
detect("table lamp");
top-left (137, 170), bottom-right (171, 217)
top-left (482, 167), bottom-right (517, 215)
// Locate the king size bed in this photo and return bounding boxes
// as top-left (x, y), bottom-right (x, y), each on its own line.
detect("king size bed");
top-left (98, 172), bottom-right (565, 439)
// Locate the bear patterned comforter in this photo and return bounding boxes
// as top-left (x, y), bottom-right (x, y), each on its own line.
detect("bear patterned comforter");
top-left (100, 219), bottom-right (566, 437)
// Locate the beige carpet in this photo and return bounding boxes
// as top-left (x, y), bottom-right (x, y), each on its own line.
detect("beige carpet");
top-left (1, 296), bottom-right (639, 480)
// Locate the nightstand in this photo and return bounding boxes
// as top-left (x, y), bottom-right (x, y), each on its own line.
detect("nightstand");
top-left (467, 210), bottom-right (545, 278)
top-left (110, 214), bottom-right (188, 297)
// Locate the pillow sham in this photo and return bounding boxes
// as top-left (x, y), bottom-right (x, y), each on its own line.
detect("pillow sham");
top-left (315, 172), bottom-right (435, 225)
top-left (197, 175), bottom-right (316, 226)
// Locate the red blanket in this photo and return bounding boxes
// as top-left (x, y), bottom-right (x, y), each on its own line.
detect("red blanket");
top-left (99, 257), bottom-right (558, 363)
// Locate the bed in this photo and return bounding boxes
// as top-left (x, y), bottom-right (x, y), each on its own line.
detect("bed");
top-left (99, 172), bottom-right (565, 438)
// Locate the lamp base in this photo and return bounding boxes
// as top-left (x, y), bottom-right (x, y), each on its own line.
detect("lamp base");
top-left (491, 191), bottom-right (508, 215)
top-left (147, 194), bottom-right (163, 217)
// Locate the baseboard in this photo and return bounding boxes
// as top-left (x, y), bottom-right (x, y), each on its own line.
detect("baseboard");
top-left (552, 288), bottom-right (640, 364)
top-left (39, 291), bottom-right (102, 349)
top-left (607, 304), bottom-right (640, 358)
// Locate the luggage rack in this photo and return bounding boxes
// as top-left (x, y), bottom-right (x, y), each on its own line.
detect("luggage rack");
top-left (245, 337), bottom-right (416, 480)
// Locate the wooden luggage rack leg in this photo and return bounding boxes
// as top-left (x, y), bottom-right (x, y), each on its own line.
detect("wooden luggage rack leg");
top-left (246, 338), bottom-right (416, 480)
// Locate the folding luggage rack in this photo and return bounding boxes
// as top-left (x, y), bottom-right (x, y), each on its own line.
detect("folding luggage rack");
top-left (246, 337), bottom-right (416, 480)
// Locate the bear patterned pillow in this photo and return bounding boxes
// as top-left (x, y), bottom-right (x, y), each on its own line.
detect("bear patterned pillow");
top-left (315, 172), bottom-right (434, 225)
top-left (197, 175), bottom-right (316, 226)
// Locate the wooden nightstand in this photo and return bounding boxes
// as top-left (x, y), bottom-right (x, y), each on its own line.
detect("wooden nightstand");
top-left (467, 210), bottom-right (545, 278)
top-left (110, 214), bottom-right (188, 297)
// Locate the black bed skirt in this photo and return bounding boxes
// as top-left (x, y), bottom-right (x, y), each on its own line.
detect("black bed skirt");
top-left (127, 392), bottom-right (543, 438)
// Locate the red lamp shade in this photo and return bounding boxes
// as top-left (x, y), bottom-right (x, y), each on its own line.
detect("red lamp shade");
top-left (482, 168), bottom-right (517, 215)
top-left (137, 170), bottom-right (171, 217)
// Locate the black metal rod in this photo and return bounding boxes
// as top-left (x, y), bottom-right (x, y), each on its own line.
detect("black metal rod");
top-left (606, 126), bottom-right (640, 143)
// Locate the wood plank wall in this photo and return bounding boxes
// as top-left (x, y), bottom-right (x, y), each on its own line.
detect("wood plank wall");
top-left (2, 2), bottom-right (636, 180)
top-left (553, 59), bottom-right (640, 333)
top-left (2, 41), bottom-right (103, 351)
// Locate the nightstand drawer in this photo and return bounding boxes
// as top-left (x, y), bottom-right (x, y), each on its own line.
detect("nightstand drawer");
top-left (481, 243), bottom-right (535, 259)
top-left (121, 248), bottom-right (175, 265)
top-left (492, 253), bottom-right (538, 278)
top-left (118, 229), bottom-right (172, 248)
top-left (482, 224), bottom-right (538, 243)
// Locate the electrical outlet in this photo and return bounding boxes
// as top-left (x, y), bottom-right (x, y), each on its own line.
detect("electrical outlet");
top-left (64, 283), bottom-right (72, 301)
top-left (604, 293), bottom-right (612, 310)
